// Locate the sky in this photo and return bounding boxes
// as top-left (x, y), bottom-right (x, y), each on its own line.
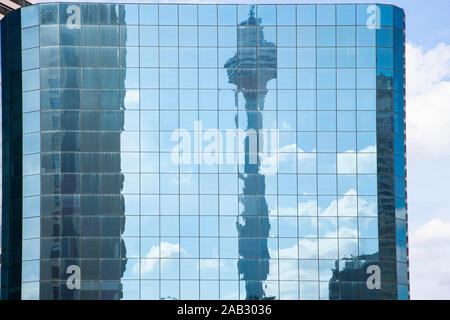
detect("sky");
top-left (34, 0), bottom-right (450, 300)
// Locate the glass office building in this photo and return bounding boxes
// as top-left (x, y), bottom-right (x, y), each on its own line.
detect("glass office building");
top-left (0, 3), bottom-right (408, 300)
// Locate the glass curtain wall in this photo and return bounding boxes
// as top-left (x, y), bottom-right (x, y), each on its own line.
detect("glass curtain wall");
top-left (0, 3), bottom-right (408, 300)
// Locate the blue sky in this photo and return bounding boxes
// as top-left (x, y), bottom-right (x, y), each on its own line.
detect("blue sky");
top-left (35, 0), bottom-right (450, 299)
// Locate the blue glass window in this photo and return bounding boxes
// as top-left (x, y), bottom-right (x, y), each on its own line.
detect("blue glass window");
top-left (317, 26), bottom-right (335, 46)
top-left (277, 5), bottom-right (296, 26)
top-left (199, 5), bottom-right (217, 25)
top-left (317, 5), bottom-right (335, 25)
top-left (337, 5), bottom-right (355, 25)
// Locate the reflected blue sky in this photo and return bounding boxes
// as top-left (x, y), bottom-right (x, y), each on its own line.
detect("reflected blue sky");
top-left (34, 0), bottom-right (450, 49)
top-left (2, 0), bottom-right (432, 297)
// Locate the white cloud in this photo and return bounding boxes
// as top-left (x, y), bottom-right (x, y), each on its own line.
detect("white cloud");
top-left (272, 188), bottom-right (376, 221)
top-left (261, 143), bottom-right (298, 174)
top-left (406, 42), bottom-right (450, 299)
top-left (124, 89), bottom-right (139, 109)
top-left (338, 226), bottom-right (358, 239)
top-left (319, 189), bottom-right (358, 217)
top-left (199, 258), bottom-right (223, 270)
top-left (337, 152), bottom-right (357, 174)
top-left (406, 42), bottom-right (450, 157)
top-left (409, 219), bottom-right (450, 299)
top-left (135, 242), bottom-right (186, 276)
top-left (412, 219), bottom-right (450, 244)
top-left (297, 199), bottom-right (317, 217)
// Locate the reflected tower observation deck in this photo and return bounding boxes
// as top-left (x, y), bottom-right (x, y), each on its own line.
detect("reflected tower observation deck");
top-left (225, 7), bottom-right (276, 300)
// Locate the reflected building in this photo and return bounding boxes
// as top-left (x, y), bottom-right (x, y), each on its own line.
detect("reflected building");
top-left (0, 0), bottom-right (34, 20)
top-left (1, 3), bottom-right (408, 300)
top-left (1, 3), bottom-right (127, 300)
top-left (224, 6), bottom-right (276, 300)
top-left (328, 253), bottom-right (380, 300)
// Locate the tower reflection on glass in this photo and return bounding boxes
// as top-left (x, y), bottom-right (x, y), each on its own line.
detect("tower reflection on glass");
top-left (224, 6), bottom-right (276, 300)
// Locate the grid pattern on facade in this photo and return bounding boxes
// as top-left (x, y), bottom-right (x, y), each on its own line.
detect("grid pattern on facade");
top-left (0, 3), bottom-right (408, 300)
